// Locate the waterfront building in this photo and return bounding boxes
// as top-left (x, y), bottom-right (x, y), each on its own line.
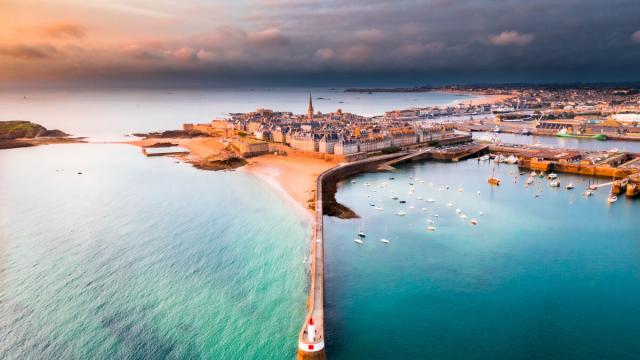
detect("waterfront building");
top-left (234, 138), bottom-right (269, 157)
top-left (334, 139), bottom-right (359, 155)
top-left (319, 133), bottom-right (339, 154)
top-left (289, 133), bottom-right (319, 152)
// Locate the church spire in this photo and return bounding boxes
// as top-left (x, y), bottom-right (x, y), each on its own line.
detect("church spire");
top-left (307, 93), bottom-right (314, 120)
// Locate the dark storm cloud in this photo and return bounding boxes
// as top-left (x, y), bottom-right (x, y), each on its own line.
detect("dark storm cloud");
top-left (244, 0), bottom-right (640, 83)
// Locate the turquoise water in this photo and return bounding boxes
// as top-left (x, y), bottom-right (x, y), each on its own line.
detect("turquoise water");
top-left (0, 144), bottom-right (309, 359)
top-left (325, 159), bottom-right (640, 359)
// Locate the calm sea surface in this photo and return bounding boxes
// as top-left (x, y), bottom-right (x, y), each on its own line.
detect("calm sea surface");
top-left (325, 159), bottom-right (640, 359)
top-left (0, 144), bottom-right (310, 359)
top-left (0, 89), bottom-right (469, 359)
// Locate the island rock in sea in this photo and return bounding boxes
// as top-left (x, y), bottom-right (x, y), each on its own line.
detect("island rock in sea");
top-left (0, 120), bottom-right (80, 149)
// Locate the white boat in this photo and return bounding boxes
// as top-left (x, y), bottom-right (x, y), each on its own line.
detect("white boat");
top-left (417, 196), bottom-right (423, 200)
top-left (433, 214), bottom-right (439, 217)
top-left (504, 155), bottom-right (518, 164)
top-left (548, 173), bottom-right (558, 179)
top-left (607, 195), bottom-right (618, 203)
top-left (397, 211), bottom-right (406, 216)
top-left (375, 206), bottom-right (384, 211)
top-left (479, 211), bottom-right (484, 216)
top-left (549, 180), bottom-right (560, 187)
top-left (565, 183), bottom-right (575, 190)
top-left (447, 202), bottom-right (453, 207)
top-left (479, 154), bottom-right (490, 161)
top-left (426, 219), bottom-right (434, 224)
top-left (351, 180), bottom-right (357, 184)
top-left (583, 190), bottom-right (593, 197)
top-left (460, 214), bottom-right (468, 219)
top-left (476, 191), bottom-right (481, 195)
top-left (357, 223), bottom-right (366, 238)
top-left (379, 239), bottom-right (389, 244)
top-left (470, 219), bottom-right (478, 225)
top-left (458, 187), bottom-right (464, 192)
top-left (353, 238), bottom-right (364, 244)
top-left (530, 171), bottom-right (536, 177)
top-left (427, 226), bottom-right (436, 231)
top-left (455, 208), bottom-right (462, 214)
top-left (526, 177), bottom-right (534, 185)
top-left (426, 198), bottom-right (436, 203)
top-left (364, 182), bottom-right (371, 186)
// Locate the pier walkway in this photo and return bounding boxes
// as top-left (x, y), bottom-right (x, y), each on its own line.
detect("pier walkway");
top-left (296, 153), bottom-right (406, 360)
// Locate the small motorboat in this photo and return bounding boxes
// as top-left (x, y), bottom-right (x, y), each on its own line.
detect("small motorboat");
top-left (470, 219), bottom-right (478, 225)
top-left (391, 196), bottom-right (399, 200)
top-left (458, 187), bottom-right (464, 192)
top-left (379, 238), bottom-right (389, 244)
top-left (460, 214), bottom-right (468, 219)
top-left (526, 177), bottom-right (534, 185)
top-left (588, 184), bottom-right (598, 190)
top-left (397, 211), bottom-right (406, 216)
top-left (583, 190), bottom-right (593, 197)
top-left (426, 198), bottom-right (436, 203)
top-left (565, 183), bottom-right (575, 190)
top-left (548, 173), bottom-right (558, 180)
top-left (607, 195), bottom-right (618, 203)
top-left (447, 202), bottom-right (453, 207)
top-left (351, 180), bottom-right (357, 184)
top-left (358, 231), bottom-right (366, 238)
top-left (433, 214), bottom-right (439, 217)
top-left (549, 180), bottom-right (560, 187)
top-left (353, 238), bottom-right (364, 244)
top-left (445, 185), bottom-right (450, 189)
top-left (530, 171), bottom-right (536, 177)
top-left (455, 208), bottom-right (462, 214)
top-left (375, 206), bottom-right (384, 211)
top-left (399, 200), bottom-right (407, 204)
top-left (427, 226), bottom-right (436, 231)
top-left (479, 211), bottom-right (484, 216)
top-left (488, 177), bottom-right (501, 186)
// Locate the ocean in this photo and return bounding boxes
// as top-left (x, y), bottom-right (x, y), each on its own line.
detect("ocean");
top-left (324, 159), bottom-right (640, 359)
top-left (0, 89), bottom-right (469, 359)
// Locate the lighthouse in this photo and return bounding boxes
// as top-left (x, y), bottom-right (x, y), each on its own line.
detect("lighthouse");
top-left (307, 317), bottom-right (316, 342)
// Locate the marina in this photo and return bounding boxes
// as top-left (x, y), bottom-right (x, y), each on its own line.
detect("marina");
top-left (324, 157), bottom-right (640, 359)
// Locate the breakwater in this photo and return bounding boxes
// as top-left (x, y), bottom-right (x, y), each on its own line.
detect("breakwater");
top-left (296, 153), bottom-right (406, 359)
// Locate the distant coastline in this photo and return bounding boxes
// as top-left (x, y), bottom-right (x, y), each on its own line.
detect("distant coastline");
top-left (344, 87), bottom-right (515, 106)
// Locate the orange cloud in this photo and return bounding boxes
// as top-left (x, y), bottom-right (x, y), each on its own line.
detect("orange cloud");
top-left (39, 22), bottom-right (86, 39)
top-left (0, 43), bottom-right (58, 59)
top-left (488, 31), bottom-right (534, 46)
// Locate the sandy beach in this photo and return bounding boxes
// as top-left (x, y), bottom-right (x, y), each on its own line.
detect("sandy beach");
top-left (442, 89), bottom-right (516, 105)
top-left (241, 153), bottom-right (338, 215)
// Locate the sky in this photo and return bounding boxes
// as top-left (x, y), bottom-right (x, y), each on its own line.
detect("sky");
top-left (1, 0), bottom-right (640, 86)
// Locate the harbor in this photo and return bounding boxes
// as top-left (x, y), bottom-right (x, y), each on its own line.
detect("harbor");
top-left (323, 155), bottom-right (640, 359)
